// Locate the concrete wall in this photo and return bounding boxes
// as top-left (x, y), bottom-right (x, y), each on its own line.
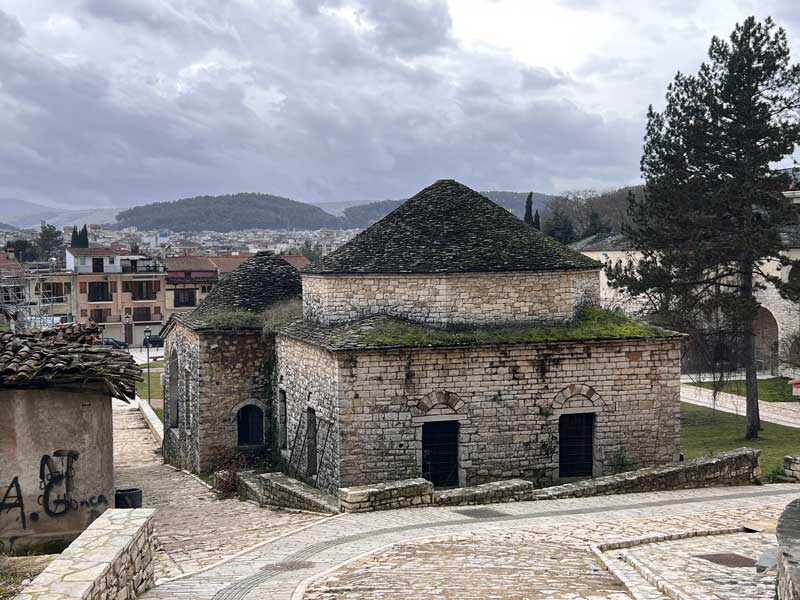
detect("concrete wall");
top-left (302, 270), bottom-right (601, 327)
top-left (164, 322), bottom-right (272, 473)
top-left (0, 384), bottom-right (113, 554)
top-left (276, 335), bottom-right (682, 492)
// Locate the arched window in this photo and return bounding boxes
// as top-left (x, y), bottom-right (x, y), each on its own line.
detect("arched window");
top-left (168, 349), bottom-right (179, 428)
top-left (237, 405), bottom-right (264, 446)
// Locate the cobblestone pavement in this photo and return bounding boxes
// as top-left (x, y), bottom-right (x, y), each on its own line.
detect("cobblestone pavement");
top-left (113, 406), bottom-right (323, 580)
top-left (140, 483), bottom-right (800, 600)
top-left (623, 530), bottom-right (776, 599)
top-left (681, 384), bottom-right (800, 427)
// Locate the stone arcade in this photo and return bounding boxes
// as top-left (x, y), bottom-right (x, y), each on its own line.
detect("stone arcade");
top-left (163, 180), bottom-right (683, 494)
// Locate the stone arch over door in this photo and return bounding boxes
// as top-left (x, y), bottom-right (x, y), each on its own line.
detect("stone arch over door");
top-left (231, 398), bottom-right (268, 448)
top-left (167, 348), bottom-right (179, 428)
top-left (754, 306), bottom-right (779, 374)
top-left (411, 391), bottom-right (468, 488)
top-left (550, 384), bottom-right (607, 480)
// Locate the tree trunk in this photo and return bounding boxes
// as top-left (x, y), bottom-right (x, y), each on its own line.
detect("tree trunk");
top-left (740, 260), bottom-right (761, 439)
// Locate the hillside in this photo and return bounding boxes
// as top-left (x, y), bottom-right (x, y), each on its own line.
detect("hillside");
top-left (116, 193), bottom-right (345, 232)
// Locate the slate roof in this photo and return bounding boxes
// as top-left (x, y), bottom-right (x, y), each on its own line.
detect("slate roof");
top-left (279, 312), bottom-right (679, 352)
top-left (307, 180), bottom-right (600, 274)
top-left (168, 251), bottom-right (302, 331)
top-left (0, 329), bottom-right (141, 399)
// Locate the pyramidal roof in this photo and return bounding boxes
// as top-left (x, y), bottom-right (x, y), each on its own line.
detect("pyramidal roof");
top-left (308, 180), bottom-right (600, 274)
top-left (192, 251), bottom-right (301, 318)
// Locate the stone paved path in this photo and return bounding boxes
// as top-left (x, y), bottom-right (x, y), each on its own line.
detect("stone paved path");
top-left (681, 384), bottom-right (800, 428)
top-left (113, 406), bottom-right (323, 581)
top-left (140, 483), bottom-right (800, 599)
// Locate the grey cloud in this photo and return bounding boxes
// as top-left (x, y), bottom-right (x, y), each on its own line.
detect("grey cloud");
top-left (0, 9), bottom-right (23, 42)
top-left (0, 1), bottom-right (647, 209)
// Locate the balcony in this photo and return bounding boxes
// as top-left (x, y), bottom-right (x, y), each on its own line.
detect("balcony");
top-left (121, 264), bottom-right (165, 274)
top-left (132, 308), bottom-right (161, 322)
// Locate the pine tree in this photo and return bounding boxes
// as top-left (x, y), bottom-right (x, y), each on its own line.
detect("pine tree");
top-left (582, 209), bottom-right (612, 239)
top-left (607, 17), bottom-right (800, 439)
top-left (523, 192), bottom-right (534, 225)
top-left (79, 225), bottom-right (89, 248)
top-left (532, 209), bottom-right (540, 230)
top-left (542, 206), bottom-right (577, 245)
top-left (70, 226), bottom-right (79, 247)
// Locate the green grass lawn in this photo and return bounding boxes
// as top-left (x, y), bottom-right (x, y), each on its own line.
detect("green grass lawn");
top-left (691, 377), bottom-right (797, 402)
top-left (681, 402), bottom-right (800, 476)
top-left (139, 361), bottom-right (163, 369)
top-left (135, 371), bottom-right (163, 400)
top-left (153, 407), bottom-right (164, 422)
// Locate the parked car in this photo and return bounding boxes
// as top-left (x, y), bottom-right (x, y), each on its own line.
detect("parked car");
top-left (143, 334), bottom-right (164, 348)
top-left (102, 337), bottom-right (129, 350)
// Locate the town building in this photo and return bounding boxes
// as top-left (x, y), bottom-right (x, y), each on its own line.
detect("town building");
top-left (66, 247), bottom-right (167, 345)
top-left (164, 180), bottom-right (683, 495)
top-left (0, 324), bottom-right (139, 554)
top-left (161, 252), bottom-right (302, 473)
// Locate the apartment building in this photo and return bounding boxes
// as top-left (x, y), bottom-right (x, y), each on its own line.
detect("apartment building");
top-left (66, 247), bottom-right (167, 345)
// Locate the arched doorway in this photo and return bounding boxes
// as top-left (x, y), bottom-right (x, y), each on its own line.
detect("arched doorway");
top-left (237, 405), bottom-right (264, 446)
top-left (168, 349), bottom-right (179, 428)
top-left (754, 306), bottom-right (779, 374)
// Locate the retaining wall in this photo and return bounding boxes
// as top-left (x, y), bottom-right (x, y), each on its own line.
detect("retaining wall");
top-left (778, 498), bottom-right (800, 600)
top-left (15, 508), bottom-right (155, 600)
top-left (338, 478), bottom-right (434, 513)
top-left (237, 471), bottom-right (339, 514)
top-left (785, 455), bottom-right (800, 482)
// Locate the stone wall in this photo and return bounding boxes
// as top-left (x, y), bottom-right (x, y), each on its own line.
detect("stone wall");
top-left (164, 321), bottom-right (272, 474)
top-left (785, 455), bottom-right (800, 482)
top-left (302, 270), bottom-right (601, 327)
top-left (777, 498), bottom-right (800, 600)
top-left (275, 336), bottom-right (341, 493)
top-left (16, 508), bottom-right (155, 600)
top-left (0, 384), bottom-right (113, 555)
top-left (276, 334), bottom-right (682, 491)
top-left (236, 471), bottom-right (339, 514)
top-left (338, 478), bottom-right (433, 513)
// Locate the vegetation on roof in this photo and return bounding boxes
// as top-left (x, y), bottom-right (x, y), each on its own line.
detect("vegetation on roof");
top-left (198, 299), bottom-right (303, 333)
top-left (352, 307), bottom-right (675, 348)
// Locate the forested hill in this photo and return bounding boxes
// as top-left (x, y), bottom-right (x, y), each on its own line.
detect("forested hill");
top-left (116, 189), bottom-right (561, 232)
top-left (116, 193), bottom-right (346, 232)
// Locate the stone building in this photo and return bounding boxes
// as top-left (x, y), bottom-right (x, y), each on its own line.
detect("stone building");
top-left (276, 180), bottom-right (683, 492)
top-left (0, 325), bottom-right (139, 554)
top-left (161, 252), bottom-right (302, 473)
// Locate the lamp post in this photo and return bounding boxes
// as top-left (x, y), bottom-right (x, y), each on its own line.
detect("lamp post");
top-left (143, 326), bottom-right (152, 406)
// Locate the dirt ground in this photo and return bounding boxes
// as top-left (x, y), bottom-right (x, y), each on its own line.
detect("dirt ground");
top-left (0, 554), bottom-right (57, 599)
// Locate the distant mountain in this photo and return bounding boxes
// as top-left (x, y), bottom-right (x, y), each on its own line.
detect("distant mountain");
top-left (342, 191), bottom-right (556, 228)
top-left (116, 193), bottom-right (345, 232)
top-left (8, 208), bottom-right (121, 229)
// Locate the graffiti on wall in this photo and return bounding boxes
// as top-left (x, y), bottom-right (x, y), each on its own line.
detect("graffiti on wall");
top-left (0, 449), bottom-right (108, 532)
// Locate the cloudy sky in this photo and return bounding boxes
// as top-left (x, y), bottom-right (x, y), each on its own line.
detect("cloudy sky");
top-left (1, 0), bottom-right (799, 210)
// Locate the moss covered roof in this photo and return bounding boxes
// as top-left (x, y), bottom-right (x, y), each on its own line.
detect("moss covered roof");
top-left (307, 179), bottom-right (601, 275)
top-left (168, 251), bottom-right (302, 332)
top-left (279, 307), bottom-right (680, 352)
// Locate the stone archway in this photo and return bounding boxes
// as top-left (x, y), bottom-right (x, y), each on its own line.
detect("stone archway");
top-left (754, 306), bottom-right (779, 373)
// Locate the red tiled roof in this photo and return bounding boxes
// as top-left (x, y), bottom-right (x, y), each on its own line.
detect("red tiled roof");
top-left (280, 255), bottom-right (311, 269)
top-left (208, 256), bottom-right (251, 273)
top-left (166, 256), bottom-right (217, 272)
top-left (66, 247), bottom-right (116, 256)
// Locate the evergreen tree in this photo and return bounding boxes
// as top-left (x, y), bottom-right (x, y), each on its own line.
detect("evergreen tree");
top-left (582, 209), bottom-right (612, 239)
top-left (79, 225), bottom-right (89, 248)
top-left (523, 192), bottom-right (534, 225)
top-left (607, 17), bottom-right (800, 439)
top-left (532, 209), bottom-right (540, 230)
top-left (542, 206), bottom-right (577, 245)
top-left (70, 226), bottom-right (79, 247)
top-left (35, 223), bottom-right (64, 261)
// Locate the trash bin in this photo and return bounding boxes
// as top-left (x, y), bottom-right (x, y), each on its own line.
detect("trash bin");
top-left (115, 487), bottom-right (143, 508)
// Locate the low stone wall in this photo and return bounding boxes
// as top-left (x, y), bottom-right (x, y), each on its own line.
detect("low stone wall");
top-left (237, 471), bottom-right (339, 514)
top-left (785, 456), bottom-right (800, 482)
top-left (338, 478), bottom-right (433, 513)
top-left (15, 508), bottom-right (156, 600)
top-left (438, 448), bottom-right (760, 507)
top-left (136, 396), bottom-right (164, 445)
top-left (777, 498), bottom-right (800, 600)
top-left (435, 479), bottom-right (534, 506)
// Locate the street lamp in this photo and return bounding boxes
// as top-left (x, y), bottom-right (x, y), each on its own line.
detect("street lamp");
top-left (143, 326), bottom-right (152, 406)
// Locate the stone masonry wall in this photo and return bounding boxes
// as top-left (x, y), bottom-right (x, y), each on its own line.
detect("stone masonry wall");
top-left (277, 335), bottom-right (682, 491)
top-left (777, 498), bottom-right (800, 600)
top-left (338, 478), bottom-right (433, 513)
top-left (785, 455), bottom-right (800, 481)
top-left (164, 322), bottom-right (272, 474)
top-left (16, 508), bottom-right (155, 600)
top-left (275, 336), bottom-right (341, 493)
top-left (302, 270), bottom-right (601, 327)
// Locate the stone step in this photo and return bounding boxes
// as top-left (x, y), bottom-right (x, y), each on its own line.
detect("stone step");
top-left (594, 548), bottom-right (670, 600)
